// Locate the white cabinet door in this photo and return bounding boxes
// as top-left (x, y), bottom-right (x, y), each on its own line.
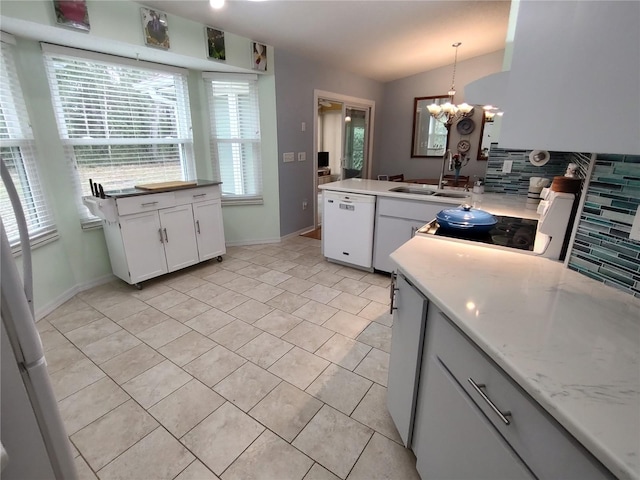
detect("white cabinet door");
top-left (159, 204), bottom-right (199, 273)
top-left (387, 274), bottom-right (427, 447)
top-left (414, 350), bottom-right (534, 480)
top-left (120, 211), bottom-right (168, 283)
top-left (193, 199), bottom-right (226, 261)
top-left (373, 216), bottom-right (428, 273)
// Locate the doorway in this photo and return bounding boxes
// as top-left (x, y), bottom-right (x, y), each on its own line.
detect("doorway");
top-left (313, 90), bottom-right (375, 230)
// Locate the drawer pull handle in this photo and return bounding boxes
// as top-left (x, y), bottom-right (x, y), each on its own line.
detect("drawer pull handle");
top-left (389, 272), bottom-right (399, 314)
top-left (141, 201), bottom-right (158, 207)
top-left (158, 228), bottom-right (164, 244)
top-left (193, 193), bottom-right (207, 198)
top-left (468, 378), bottom-right (512, 426)
top-left (163, 228), bottom-right (169, 243)
top-left (196, 220), bottom-right (201, 234)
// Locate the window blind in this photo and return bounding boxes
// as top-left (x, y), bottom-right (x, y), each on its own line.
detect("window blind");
top-left (204, 73), bottom-right (262, 202)
top-left (42, 45), bottom-right (195, 224)
top-left (0, 39), bottom-right (57, 246)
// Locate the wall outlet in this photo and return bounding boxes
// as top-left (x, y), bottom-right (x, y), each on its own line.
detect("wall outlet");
top-left (502, 160), bottom-right (513, 173)
top-left (630, 206), bottom-right (640, 241)
top-left (302, 199), bottom-right (308, 210)
top-left (283, 152), bottom-right (295, 163)
top-left (298, 152), bottom-right (306, 162)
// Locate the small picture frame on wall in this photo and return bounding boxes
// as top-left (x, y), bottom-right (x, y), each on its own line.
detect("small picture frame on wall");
top-left (206, 27), bottom-right (226, 61)
top-left (141, 7), bottom-right (170, 49)
top-left (252, 42), bottom-right (267, 72)
top-left (53, 0), bottom-right (90, 31)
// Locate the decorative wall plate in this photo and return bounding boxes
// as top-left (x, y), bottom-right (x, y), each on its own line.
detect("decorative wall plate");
top-left (456, 117), bottom-right (475, 135)
top-left (457, 139), bottom-right (471, 153)
top-left (529, 150), bottom-right (550, 166)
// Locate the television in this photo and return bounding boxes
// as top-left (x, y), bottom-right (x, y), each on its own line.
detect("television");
top-left (318, 151), bottom-right (329, 168)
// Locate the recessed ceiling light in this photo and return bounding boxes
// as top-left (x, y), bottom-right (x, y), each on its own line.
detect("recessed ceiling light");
top-left (209, 0), bottom-right (225, 9)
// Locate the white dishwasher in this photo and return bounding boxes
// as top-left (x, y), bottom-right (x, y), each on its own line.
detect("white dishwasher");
top-left (322, 190), bottom-right (376, 269)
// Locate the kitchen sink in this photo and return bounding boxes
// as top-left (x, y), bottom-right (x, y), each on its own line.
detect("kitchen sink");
top-left (389, 186), bottom-right (436, 195)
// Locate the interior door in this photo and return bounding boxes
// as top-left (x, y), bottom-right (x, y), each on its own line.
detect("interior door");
top-left (341, 106), bottom-right (369, 180)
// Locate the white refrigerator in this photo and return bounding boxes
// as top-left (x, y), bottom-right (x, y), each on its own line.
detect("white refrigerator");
top-left (0, 158), bottom-right (77, 479)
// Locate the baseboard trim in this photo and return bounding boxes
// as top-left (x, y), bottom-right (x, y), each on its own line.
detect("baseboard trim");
top-left (35, 273), bottom-right (115, 320)
top-left (281, 227), bottom-right (316, 240)
top-left (225, 237), bottom-right (282, 247)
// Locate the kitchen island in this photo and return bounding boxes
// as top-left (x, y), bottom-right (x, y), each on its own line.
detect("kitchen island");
top-left (389, 234), bottom-right (640, 479)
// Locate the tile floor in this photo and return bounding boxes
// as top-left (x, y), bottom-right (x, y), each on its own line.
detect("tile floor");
top-left (39, 236), bottom-right (420, 480)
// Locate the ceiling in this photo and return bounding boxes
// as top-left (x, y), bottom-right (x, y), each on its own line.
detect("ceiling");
top-left (140, 0), bottom-right (512, 83)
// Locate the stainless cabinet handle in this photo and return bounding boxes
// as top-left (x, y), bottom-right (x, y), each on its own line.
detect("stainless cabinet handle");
top-left (196, 220), bottom-right (201, 234)
top-left (163, 228), bottom-right (168, 243)
top-left (468, 378), bottom-right (512, 425)
top-left (158, 228), bottom-right (163, 244)
top-left (142, 201), bottom-right (158, 207)
top-left (193, 193), bottom-right (207, 198)
top-left (389, 272), bottom-right (399, 314)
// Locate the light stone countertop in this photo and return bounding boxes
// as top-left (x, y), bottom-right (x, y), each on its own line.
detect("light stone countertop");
top-left (319, 178), bottom-right (539, 220)
top-left (390, 235), bottom-right (640, 480)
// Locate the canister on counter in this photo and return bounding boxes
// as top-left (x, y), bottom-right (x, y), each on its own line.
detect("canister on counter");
top-left (527, 177), bottom-right (551, 209)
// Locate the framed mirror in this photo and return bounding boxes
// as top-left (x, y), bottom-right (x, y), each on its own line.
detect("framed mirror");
top-left (411, 95), bottom-right (449, 157)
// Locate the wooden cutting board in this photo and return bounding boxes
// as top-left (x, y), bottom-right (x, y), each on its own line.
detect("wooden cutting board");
top-left (135, 180), bottom-right (197, 191)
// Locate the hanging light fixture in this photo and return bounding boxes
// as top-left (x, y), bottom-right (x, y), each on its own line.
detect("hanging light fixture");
top-left (427, 42), bottom-right (475, 126)
top-left (482, 105), bottom-right (504, 122)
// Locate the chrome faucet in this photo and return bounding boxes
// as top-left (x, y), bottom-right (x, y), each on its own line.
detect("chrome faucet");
top-left (438, 150), bottom-right (453, 190)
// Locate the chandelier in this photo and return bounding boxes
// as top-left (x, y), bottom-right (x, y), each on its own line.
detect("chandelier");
top-left (427, 42), bottom-right (475, 126)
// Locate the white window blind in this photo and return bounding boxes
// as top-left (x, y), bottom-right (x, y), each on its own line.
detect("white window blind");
top-left (42, 44), bottom-right (195, 224)
top-left (0, 38), bottom-right (57, 246)
top-left (204, 73), bottom-right (262, 203)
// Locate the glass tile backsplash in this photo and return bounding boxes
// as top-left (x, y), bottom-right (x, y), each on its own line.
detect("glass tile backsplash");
top-left (567, 154), bottom-right (640, 297)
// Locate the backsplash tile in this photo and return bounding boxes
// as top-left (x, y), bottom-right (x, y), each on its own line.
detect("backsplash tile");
top-left (567, 154), bottom-right (640, 297)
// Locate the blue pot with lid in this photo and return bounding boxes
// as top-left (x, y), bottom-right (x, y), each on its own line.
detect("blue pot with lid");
top-left (436, 204), bottom-right (497, 233)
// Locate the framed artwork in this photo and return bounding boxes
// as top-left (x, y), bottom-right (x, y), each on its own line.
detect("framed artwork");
top-left (252, 42), bottom-right (267, 72)
top-left (53, 0), bottom-right (90, 31)
top-left (206, 27), bottom-right (226, 61)
top-left (141, 7), bottom-right (170, 49)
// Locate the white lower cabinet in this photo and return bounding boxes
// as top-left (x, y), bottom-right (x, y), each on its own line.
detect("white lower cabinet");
top-left (119, 211), bottom-right (168, 283)
top-left (158, 204), bottom-right (199, 272)
top-left (193, 199), bottom-right (225, 261)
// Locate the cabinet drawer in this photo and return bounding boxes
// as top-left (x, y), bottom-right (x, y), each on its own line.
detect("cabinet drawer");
top-left (175, 185), bottom-right (220, 205)
top-left (377, 197), bottom-right (442, 222)
top-left (430, 314), bottom-right (613, 480)
top-left (116, 192), bottom-right (175, 216)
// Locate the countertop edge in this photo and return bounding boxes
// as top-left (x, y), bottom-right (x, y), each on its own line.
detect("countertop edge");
top-left (105, 180), bottom-right (222, 198)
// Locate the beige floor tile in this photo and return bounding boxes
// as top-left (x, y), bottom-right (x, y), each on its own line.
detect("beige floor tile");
top-left (182, 402), bottom-right (264, 475)
top-left (36, 318), bottom-right (55, 333)
top-left (314, 334), bottom-right (371, 371)
top-left (293, 405), bottom-right (373, 479)
top-left (40, 329), bottom-right (72, 352)
top-left (249, 381), bottom-right (322, 442)
top-left (356, 322), bottom-right (392, 353)
top-left (49, 308), bottom-right (104, 334)
top-left (149, 379), bottom-right (225, 437)
top-left (58, 377), bottom-right (129, 434)
top-left (354, 348), bottom-right (389, 387)
top-left (253, 309), bottom-right (302, 337)
top-left (248, 253), bottom-right (278, 266)
top-left (164, 274), bottom-right (209, 293)
top-left (209, 320), bottom-right (261, 351)
top-left (189, 262), bottom-right (224, 279)
top-left (203, 269), bottom-right (241, 286)
top-left (100, 343), bottom-right (165, 384)
top-left (222, 430), bottom-right (313, 480)
top-left (80, 289), bottom-right (131, 312)
top-left (302, 284), bottom-right (341, 304)
top-left (44, 344), bottom-right (86, 374)
top-left (333, 267), bottom-right (367, 281)
top-left (219, 258), bottom-right (252, 272)
top-left (322, 311), bottom-right (370, 339)
top-left (71, 400), bottom-right (158, 471)
top-left (175, 460), bottom-right (219, 480)
top-left (145, 289), bottom-right (191, 311)
top-left (268, 347), bottom-right (329, 390)
top-left (227, 246), bottom-right (260, 261)
top-left (306, 364), bottom-right (372, 415)
top-left (66, 318), bottom-right (122, 348)
top-left (117, 307), bottom-right (171, 334)
top-left (358, 302), bottom-right (393, 327)
top-left (205, 289), bottom-right (250, 312)
top-left (267, 291), bottom-right (310, 314)
top-left (257, 269), bottom-right (292, 286)
top-left (122, 360), bottom-right (192, 408)
top-left (186, 308), bottom-right (235, 335)
top-left (164, 297), bottom-right (212, 323)
top-left (304, 463), bottom-right (341, 480)
top-left (237, 264), bottom-right (271, 278)
top-left (360, 273), bottom-right (391, 288)
top-left (243, 282), bottom-right (284, 303)
top-left (74, 454), bottom-right (98, 480)
top-left (223, 275), bottom-right (262, 294)
top-left (282, 321), bottom-right (334, 353)
top-left (227, 299), bottom-right (274, 324)
top-left (184, 345), bottom-right (246, 387)
top-left (292, 301), bottom-right (338, 325)
top-left (136, 318), bottom-right (191, 349)
top-left (306, 271), bottom-right (343, 288)
top-left (185, 282), bottom-right (228, 304)
top-left (81, 329), bottom-right (142, 364)
top-left (350, 384), bottom-right (402, 444)
top-left (332, 278), bottom-right (369, 296)
top-left (314, 261), bottom-right (343, 274)
top-left (278, 277), bottom-right (315, 295)
top-left (347, 432), bottom-right (419, 480)
top-left (287, 264), bottom-right (323, 280)
top-left (129, 282), bottom-right (173, 301)
top-left (328, 292), bottom-right (370, 315)
top-left (101, 297), bottom-right (150, 322)
top-left (267, 259), bottom-right (298, 272)
top-left (50, 357), bottom-right (105, 401)
top-left (359, 285), bottom-right (390, 305)
top-left (213, 362), bottom-right (280, 411)
top-left (44, 296), bottom-right (90, 321)
top-left (98, 427), bottom-right (194, 480)
top-left (158, 331), bottom-right (216, 366)
top-left (236, 332), bottom-right (293, 368)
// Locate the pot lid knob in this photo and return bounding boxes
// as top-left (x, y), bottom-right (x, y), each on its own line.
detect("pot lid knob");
top-left (462, 204), bottom-right (472, 211)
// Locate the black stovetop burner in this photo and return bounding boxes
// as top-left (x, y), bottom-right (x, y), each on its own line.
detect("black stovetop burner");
top-left (422, 215), bottom-right (539, 252)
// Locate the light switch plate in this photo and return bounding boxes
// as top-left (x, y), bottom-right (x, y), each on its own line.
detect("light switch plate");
top-left (502, 160), bottom-right (513, 173)
top-left (630, 206), bottom-right (640, 241)
top-left (298, 152), bottom-right (306, 162)
top-left (283, 152), bottom-right (295, 163)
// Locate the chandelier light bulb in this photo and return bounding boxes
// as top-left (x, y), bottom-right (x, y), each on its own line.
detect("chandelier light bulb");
top-left (210, 0), bottom-right (225, 9)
